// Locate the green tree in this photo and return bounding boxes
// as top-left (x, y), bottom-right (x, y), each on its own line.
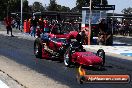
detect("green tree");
top-left (8, 0), bottom-right (21, 13)
top-left (1, 0), bottom-right (29, 14)
top-left (71, 7), bottom-right (79, 12)
top-left (60, 6), bottom-right (70, 12)
top-left (32, 1), bottom-right (45, 12)
top-left (23, 0), bottom-right (29, 12)
top-left (0, 0), bottom-right (21, 19)
top-left (0, 0), bottom-right (7, 19)
top-left (122, 7), bottom-right (132, 14)
top-left (0, 0), bottom-right (30, 20)
top-left (47, 0), bottom-right (58, 11)
top-left (47, 0), bottom-right (70, 12)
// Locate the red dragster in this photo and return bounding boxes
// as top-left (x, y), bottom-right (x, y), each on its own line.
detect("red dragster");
top-left (63, 41), bottom-right (105, 67)
top-left (48, 31), bottom-right (78, 39)
top-left (34, 33), bottom-right (105, 68)
top-left (34, 33), bottom-right (70, 59)
top-left (36, 23), bottom-right (78, 39)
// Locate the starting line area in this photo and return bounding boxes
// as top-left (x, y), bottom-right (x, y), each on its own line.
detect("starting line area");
top-left (83, 45), bottom-right (132, 57)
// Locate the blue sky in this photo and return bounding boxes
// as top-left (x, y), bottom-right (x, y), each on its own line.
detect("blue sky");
top-left (108, 0), bottom-right (132, 13)
top-left (28, 0), bottom-right (132, 13)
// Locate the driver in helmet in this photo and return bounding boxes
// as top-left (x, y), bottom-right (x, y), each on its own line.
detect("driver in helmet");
top-left (71, 33), bottom-right (85, 52)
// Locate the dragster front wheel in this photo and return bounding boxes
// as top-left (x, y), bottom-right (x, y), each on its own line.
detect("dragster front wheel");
top-left (64, 48), bottom-right (71, 67)
top-left (97, 49), bottom-right (105, 66)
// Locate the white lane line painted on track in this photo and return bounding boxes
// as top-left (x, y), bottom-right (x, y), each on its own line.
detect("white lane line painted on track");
top-left (0, 80), bottom-right (9, 88)
top-left (83, 45), bottom-right (132, 57)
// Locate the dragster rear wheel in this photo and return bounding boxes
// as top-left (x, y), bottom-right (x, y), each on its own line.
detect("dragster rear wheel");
top-left (64, 47), bottom-right (71, 67)
top-left (34, 38), bottom-right (42, 58)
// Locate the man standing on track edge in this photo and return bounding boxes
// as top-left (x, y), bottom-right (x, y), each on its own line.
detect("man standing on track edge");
top-left (31, 16), bottom-right (38, 37)
top-left (4, 13), bottom-right (14, 37)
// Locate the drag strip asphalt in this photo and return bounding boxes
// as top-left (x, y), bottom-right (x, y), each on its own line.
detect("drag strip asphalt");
top-left (0, 34), bottom-right (132, 88)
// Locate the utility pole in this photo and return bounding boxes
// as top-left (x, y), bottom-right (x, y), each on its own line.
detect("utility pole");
top-left (100, 0), bottom-right (103, 19)
top-left (21, 0), bottom-right (23, 31)
top-left (7, 1), bottom-right (9, 17)
top-left (88, 0), bottom-right (92, 45)
top-left (112, 10), bottom-right (115, 35)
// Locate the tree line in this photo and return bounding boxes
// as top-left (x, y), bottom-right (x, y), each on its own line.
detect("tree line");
top-left (0, 0), bottom-right (131, 20)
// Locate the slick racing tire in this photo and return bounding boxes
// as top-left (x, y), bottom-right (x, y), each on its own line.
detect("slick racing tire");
top-left (34, 38), bottom-right (42, 58)
top-left (97, 49), bottom-right (105, 66)
top-left (64, 47), bottom-right (71, 67)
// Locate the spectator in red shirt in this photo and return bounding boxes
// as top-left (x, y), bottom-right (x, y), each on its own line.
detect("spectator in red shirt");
top-left (43, 19), bottom-right (49, 33)
top-left (38, 17), bottom-right (44, 33)
top-left (4, 15), bottom-right (13, 36)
